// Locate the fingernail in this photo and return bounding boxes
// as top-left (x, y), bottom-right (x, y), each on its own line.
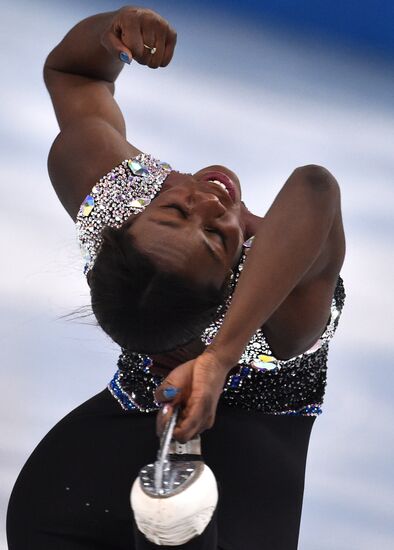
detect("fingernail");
top-left (163, 387), bottom-right (180, 399)
top-left (162, 404), bottom-right (169, 415)
top-left (119, 51), bottom-right (131, 64)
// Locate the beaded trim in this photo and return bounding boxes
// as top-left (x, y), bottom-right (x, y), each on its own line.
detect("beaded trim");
top-left (75, 153), bottom-right (172, 276)
top-left (108, 353), bottom-right (162, 413)
top-left (108, 362), bottom-right (324, 417)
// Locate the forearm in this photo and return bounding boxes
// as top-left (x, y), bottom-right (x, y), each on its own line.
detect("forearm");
top-left (208, 165), bottom-right (340, 369)
top-left (44, 10), bottom-right (124, 82)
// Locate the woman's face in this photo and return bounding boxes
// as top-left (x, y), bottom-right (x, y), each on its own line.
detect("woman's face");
top-left (126, 165), bottom-right (246, 289)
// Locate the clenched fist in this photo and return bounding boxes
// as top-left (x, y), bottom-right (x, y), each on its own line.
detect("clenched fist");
top-left (101, 6), bottom-right (177, 68)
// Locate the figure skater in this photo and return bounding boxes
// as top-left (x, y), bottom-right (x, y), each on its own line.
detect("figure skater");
top-left (7, 5), bottom-right (346, 549)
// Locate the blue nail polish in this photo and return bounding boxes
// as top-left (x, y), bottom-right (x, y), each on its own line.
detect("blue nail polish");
top-left (119, 51), bottom-right (131, 64)
top-left (163, 387), bottom-right (180, 399)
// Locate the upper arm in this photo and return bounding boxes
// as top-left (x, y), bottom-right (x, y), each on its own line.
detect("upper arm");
top-left (43, 67), bottom-right (126, 134)
top-left (44, 69), bottom-right (142, 220)
top-left (47, 118), bottom-right (142, 221)
top-left (263, 165), bottom-right (346, 360)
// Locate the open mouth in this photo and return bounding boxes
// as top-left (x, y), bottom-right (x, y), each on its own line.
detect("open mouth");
top-left (200, 171), bottom-right (236, 203)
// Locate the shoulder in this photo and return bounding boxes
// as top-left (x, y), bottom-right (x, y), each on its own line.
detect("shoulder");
top-left (263, 166), bottom-right (346, 360)
top-left (47, 117), bottom-right (142, 221)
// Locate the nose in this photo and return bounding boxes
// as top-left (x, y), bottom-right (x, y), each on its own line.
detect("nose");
top-left (181, 185), bottom-right (227, 219)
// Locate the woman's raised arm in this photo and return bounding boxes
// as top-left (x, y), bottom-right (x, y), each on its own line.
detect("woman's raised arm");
top-left (43, 6), bottom-right (177, 219)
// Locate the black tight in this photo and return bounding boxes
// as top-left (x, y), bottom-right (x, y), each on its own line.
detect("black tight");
top-left (7, 388), bottom-right (314, 549)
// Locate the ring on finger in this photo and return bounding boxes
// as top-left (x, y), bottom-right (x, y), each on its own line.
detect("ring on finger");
top-left (143, 43), bottom-right (157, 54)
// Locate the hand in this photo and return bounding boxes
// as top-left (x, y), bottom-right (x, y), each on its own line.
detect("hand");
top-left (154, 351), bottom-right (231, 443)
top-left (101, 6), bottom-right (177, 68)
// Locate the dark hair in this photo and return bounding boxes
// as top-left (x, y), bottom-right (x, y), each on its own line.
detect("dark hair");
top-left (87, 224), bottom-right (231, 354)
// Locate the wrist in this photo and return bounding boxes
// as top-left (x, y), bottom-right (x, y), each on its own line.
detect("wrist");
top-left (44, 11), bottom-right (123, 82)
top-left (203, 344), bottom-right (241, 375)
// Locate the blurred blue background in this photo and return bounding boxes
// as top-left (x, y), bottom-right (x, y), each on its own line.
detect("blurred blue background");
top-left (1, 1), bottom-right (393, 548)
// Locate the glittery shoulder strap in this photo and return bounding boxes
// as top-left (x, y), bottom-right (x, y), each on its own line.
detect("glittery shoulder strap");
top-left (75, 153), bottom-right (172, 276)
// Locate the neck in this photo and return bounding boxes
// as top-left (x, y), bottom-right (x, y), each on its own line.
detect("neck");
top-left (241, 204), bottom-right (264, 239)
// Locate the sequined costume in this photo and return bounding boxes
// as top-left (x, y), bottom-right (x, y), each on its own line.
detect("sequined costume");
top-left (109, 262), bottom-right (344, 417)
top-left (7, 154), bottom-right (346, 550)
top-left (74, 154), bottom-right (345, 418)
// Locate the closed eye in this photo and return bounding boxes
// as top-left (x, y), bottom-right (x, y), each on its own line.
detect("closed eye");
top-left (162, 204), bottom-right (227, 250)
top-left (163, 204), bottom-right (187, 218)
top-left (205, 227), bottom-right (227, 250)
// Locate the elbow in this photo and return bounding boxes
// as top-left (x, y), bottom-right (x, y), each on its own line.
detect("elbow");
top-left (293, 164), bottom-right (340, 195)
top-left (289, 165), bottom-right (341, 223)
